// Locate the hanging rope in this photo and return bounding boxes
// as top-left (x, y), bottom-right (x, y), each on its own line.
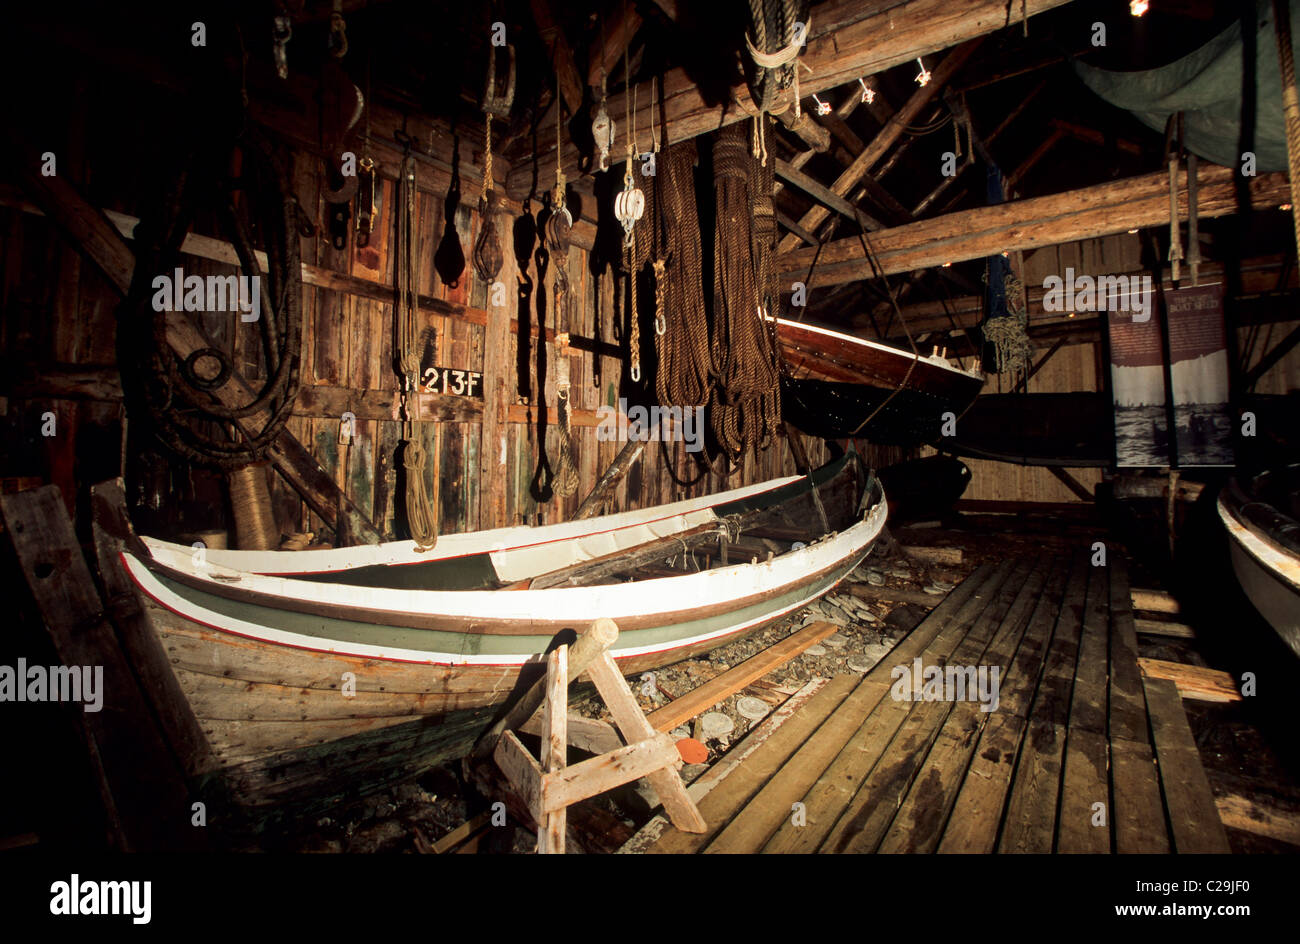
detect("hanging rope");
top-left (123, 122), bottom-right (302, 469)
top-left (397, 148), bottom-right (437, 549)
top-left (711, 123), bottom-right (780, 458)
top-left (1274, 0), bottom-right (1300, 259)
top-left (548, 82), bottom-right (579, 498)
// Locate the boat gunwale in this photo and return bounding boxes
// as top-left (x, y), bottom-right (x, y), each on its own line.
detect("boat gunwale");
top-left (162, 468), bottom-right (808, 577)
top-left (772, 316), bottom-right (986, 381)
top-left (124, 499), bottom-right (888, 639)
top-left (1217, 489), bottom-right (1300, 593)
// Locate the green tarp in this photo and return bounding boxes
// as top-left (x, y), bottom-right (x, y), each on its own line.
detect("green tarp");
top-left (1076, 0), bottom-right (1297, 172)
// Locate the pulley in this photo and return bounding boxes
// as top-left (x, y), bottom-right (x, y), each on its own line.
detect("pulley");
top-left (592, 98), bottom-right (615, 172)
top-left (614, 178), bottom-right (644, 246)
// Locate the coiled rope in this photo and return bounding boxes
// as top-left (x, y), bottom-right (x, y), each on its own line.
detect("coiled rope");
top-left (711, 124), bottom-right (781, 458)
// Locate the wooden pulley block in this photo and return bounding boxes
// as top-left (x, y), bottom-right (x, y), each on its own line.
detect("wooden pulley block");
top-left (483, 43), bottom-right (516, 119)
top-left (592, 101), bottom-right (615, 172)
top-left (474, 190), bottom-right (506, 282)
top-left (545, 204), bottom-right (572, 254)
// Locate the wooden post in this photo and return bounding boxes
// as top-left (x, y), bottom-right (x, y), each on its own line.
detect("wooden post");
top-left (539, 646), bottom-right (568, 853)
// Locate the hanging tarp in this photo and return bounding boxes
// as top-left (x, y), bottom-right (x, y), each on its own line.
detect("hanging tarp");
top-left (1076, 0), bottom-right (1298, 172)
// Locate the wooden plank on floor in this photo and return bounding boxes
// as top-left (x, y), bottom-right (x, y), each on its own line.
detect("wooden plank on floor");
top-left (879, 557), bottom-right (1058, 853)
top-left (1057, 565), bottom-right (1113, 853)
top-left (761, 560), bottom-right (1014, 854)
top-left (1138, 658), bottom-right (1242, 703)
top-left (1135, 618), bottom-right (1196, 640)
top-left (644, 621), bottom-right (839, 732)
top-left (619, 677), bottom-right (830, 854)
top-left (1143, 676), bottom-right (1231, 853)
top-left (644, 675), bottom-right (859, 854)
top-left (1108, 555), bottom-right (1170, 854)
top-left (1132, 588), bottom-right (1180, 615)
top-left (819, 557), bottom-right (1039, 854)
top-left (937, 556), bottom-right (1072, 853)
top-left (997, 554), bottom-right (1090, 853)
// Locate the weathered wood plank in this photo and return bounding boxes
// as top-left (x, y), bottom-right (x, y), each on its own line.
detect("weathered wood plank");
top-left (1143, 676), bottom-right (1232, 853)
top-left (644, 621), bottom-right (840, 732)
top-left (778, 166), bottom-right (1291, 287)
top-left (1, 485), bottom-right (202, 850)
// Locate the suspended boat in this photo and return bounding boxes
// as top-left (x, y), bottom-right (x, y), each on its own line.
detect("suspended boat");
top-left (1218, 464), bottom-right (1300, 659)
top-left (944, 392), bottom-right (1115, 467)
top-left (91, 452), bottom-right (886, 831)
top-left (772, 317), bottom-right (984, 445)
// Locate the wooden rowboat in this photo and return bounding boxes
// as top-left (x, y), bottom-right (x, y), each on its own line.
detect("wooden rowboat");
top-left (1218, 464), bottom-right (1300, 659)
top-left (773, 317), bottom-right (984, 444)
top-left (91, 453), bottom-right (886, 832)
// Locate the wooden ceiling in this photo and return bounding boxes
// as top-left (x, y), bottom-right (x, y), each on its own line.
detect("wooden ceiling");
top-left (12, 0), bottom-right (1291, 348)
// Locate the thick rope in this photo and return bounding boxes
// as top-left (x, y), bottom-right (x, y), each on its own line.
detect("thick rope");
top-left (1274, 0), bottom-right (1300, 259)
top-left (711, 124), bottom-right (780, 458)
top-left (643, 140), bottom-right (712, 407)
top-left (398, 151), bottom-right (437, 549)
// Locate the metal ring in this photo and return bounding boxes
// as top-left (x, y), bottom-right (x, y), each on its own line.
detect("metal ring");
top-left (630, 363), bottom-right (641, 382)
top-left (181, 348), bottom-right (233, 391)
top-left (655, 314), bottom-right (666, 336)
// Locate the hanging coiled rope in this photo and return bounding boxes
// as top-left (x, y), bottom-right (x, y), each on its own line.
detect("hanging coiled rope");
top-left (122, 122), bottom-right (303, 469)
top-left (397, 149), bottom-right (438, 549)
top-left (710, 123), bottom-right (781, 458)
top-left (637, 139), bottom-right (712, 408)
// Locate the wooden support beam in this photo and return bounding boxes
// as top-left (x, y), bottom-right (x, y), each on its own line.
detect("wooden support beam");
top-left (1245, 321), bottom-right (1300, 388)
top-left (506, 0), bottom-right (1070, 198)
top-left (586, 2), bottom-right (644, 89)
top-left (774, 159), bottom-right (884, 230)
top-left (1011, 336), bottom-right (1067, 393)
top-left (776, 210), bottom-right (821, 247)
top-left (1005, 127), bottom-right (1064, 189)
top-left (528, 0), bottom-right (585, 118)
top-left (776, 39), bottom-right (983, 253)
top-left (779, 165), bottom-right (1292, 288)
top-left (1047, 466), bottom-right (1094, 502)
top-left (857, 254), bottom-right (1293, 336)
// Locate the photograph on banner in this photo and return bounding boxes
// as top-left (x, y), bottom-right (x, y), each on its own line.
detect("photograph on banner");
top-left (1166, 283), bottom-right (1233, 466)
top-left (1107, 300), bottom-right (1168, 467)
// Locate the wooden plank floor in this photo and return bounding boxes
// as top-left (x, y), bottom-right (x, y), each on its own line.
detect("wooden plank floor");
top-left (639, 553), bottom-right (1231, 854)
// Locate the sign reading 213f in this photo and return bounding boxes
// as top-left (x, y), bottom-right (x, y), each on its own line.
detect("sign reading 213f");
top-left (422, 366), bottom-right (484, 398)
